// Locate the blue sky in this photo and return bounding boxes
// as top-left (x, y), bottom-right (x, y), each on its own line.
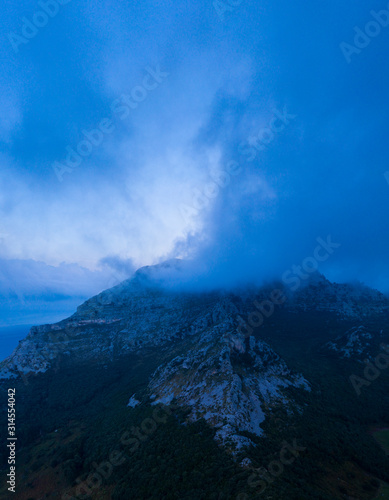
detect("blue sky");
top-left (1, 0), bottom-right (389, 324)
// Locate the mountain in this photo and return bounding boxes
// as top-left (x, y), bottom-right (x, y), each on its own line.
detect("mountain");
top-left (1, 262), bottom-right (389, 499)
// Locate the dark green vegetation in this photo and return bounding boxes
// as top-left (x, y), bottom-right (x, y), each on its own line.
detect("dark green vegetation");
top-left (1, 307), bottom-right (389, 499)
top-left (371, 429), bottom-right (389, 455)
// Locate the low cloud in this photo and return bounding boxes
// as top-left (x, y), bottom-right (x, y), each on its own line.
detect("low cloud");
top-left (0, 258), bottom-right (124, 326)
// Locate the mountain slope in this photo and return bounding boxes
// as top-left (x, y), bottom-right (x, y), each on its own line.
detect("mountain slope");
top-left (1, 263), bottom-right (389, 499)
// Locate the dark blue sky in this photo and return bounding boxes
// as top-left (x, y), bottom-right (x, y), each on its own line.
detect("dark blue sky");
top-left (0, 0), bottom-right (389, 323)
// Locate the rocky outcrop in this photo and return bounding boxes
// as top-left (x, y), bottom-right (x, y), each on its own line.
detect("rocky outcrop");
top-left (323, 325), bottom-right (386, 362)
top-left (149, 319), bottom-right (309, 451)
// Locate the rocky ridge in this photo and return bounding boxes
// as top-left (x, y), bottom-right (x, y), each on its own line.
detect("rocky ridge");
top-left (1, 261), bottom-right (388, 452)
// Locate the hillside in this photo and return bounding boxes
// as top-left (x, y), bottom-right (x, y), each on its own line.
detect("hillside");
top-left (1, 263), bottom-right (389, 499)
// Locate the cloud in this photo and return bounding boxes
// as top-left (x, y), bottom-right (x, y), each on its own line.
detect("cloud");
top-left (99, 255), bottom-right (136, 278)
top-left (0, 0), bottom-right (388, 309)
top-left (0, 258), bottom-right (126, 326)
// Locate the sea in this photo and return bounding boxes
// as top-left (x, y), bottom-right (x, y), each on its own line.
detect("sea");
top-left (0, 325), bottom-right (32, 362)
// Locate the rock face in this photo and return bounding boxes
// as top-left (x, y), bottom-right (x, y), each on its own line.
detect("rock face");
top-left (324, 326), bottom-right (374, 360)
top-left (149, 325), bottom-right (309, 450)
top-left (286, 274), bottom-right (389, 319)
top-left (323, 325), bottom-right (388, 363)
top-left (1, 261), bottom-right (388, 451)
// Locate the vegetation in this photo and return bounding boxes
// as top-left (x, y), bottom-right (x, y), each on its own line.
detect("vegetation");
top-left (1, 308), bottom-right (388, 499)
